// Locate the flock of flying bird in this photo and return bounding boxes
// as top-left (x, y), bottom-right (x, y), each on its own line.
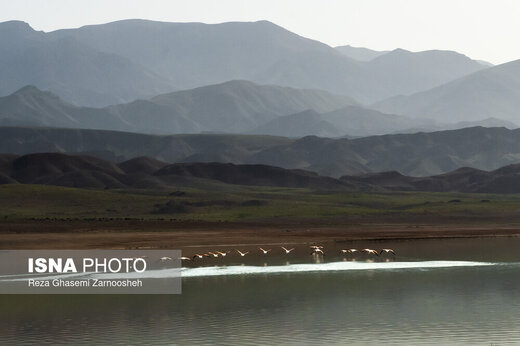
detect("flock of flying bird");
top-left (173, 246), bottom-right (396, 261)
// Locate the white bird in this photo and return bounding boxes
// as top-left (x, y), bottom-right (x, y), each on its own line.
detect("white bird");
top-left (180, 257), bottom-right (191, 261)
top-left (281, 247), bottom-right (295, 254)
top-left (362, 249), bottom-right (379, 256)
top-left (160, 256), bottom-right (172, 261)
top-left (259, 247), bottom-right (271, 254)
top-left (380, 248), bottom-right (396, 255)
top-left (236, 250), bottom-right (249, 257)
top-left (310, 245), bottom-right (323, 249)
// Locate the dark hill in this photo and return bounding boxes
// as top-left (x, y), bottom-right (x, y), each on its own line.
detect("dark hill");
top-left (5, 153), bottom-right (126, 188)
top-left (10, 153), bottom-right (124, 183)
top-left (3, 152), bottom-right (520, 193)
top-left (0, 127), bottom-right (292, 164)
top-left (342, 165), bottom-right (520, 193)
top-left (345, 171), bottom-right (417, 190)
top-left (118, 157), bottom-right (168, 174)
top-left (5, 126), bottom-right (520, 178)
top-left (248, 126), bottom-right (520, 177)
top-left (0, 153), bottom-right (362, 190)
top-left (154, 162), bottom-right (349, 189)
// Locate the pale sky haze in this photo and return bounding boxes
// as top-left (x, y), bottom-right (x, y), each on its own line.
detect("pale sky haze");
top-left (1, 0), bottom-right (519, 64)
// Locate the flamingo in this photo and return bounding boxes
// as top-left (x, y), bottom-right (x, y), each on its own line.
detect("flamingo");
top-left (281, 247), bottom-right (295, 254)
top-left (362, 249), bottom-right (379, 256)
top-left (259, 247), bottom-right (271, 254)
top-left (380, 248), bottom-right (396, 255)
top-left (207, 252), bottom-right (219, 258)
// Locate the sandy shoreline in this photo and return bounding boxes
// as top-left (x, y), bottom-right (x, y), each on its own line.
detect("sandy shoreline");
top-left (2, 220), bottom-right (520, 251)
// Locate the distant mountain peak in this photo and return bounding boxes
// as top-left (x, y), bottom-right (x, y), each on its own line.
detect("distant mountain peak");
top-left (379, 48), bottom-right (475, 60)
top-left (0, 20), bottom-right (34, 31)
top-left (0, 20), bottom-right (39, 38)
top-left (14, 85), bottom-right (42, 93)
top-left (390, 48), bottom-right (411, 54)
top-left (11, 85), bottom-right (61, 100)
top-left (335, 45), bottom-right (388, 61)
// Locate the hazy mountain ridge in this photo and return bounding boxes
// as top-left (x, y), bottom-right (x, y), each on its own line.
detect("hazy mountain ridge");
top-left (0, 19), bottom-right (489, 106)
top-left (4, 83), bottom-right (511, 139)
top-left (0, 21), bottom-right (175, 107)
top-left (250, 110), bottom-right (343, 138)
top-left (246, 126), bottom-right (520, 177)
top-left (374, 59), bottom-right (520, 123)
top-left (4, 126), bottom-right (520, 178)
top-left (361, 48), bottom-right (488, 99)
top-left (250, 106), bottom-right (439, 137)
top-left (335, 45), bottom-right (388, 61)
top-left (0, 81), bottom-right (357, 134)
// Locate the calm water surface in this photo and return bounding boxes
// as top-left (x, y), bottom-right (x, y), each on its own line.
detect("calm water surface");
top-left (1, 237), bottom-right (520, 345)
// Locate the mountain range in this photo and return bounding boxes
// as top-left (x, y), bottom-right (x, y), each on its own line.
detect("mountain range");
top-left (374, 59), bottom-right (520, 123)
top-left (3, 152), bottom-right (520, 194)
top-left (0, 21), bottom-right (174, 107)
top-left (0, 19), bottom-right (489, 106)
top-left (2, 18), bottom-right (520, 181)
top-left (342, 165), bottom-right (520, 194)
top-left (0, 81), bottom-right (357, 134)
top-left (4, 126), bottom-right (520, 178)
top-left (0, 153), bottom-right (355, 190)
top-left (3, 82), bottom-right (515, 138)
top-left (249, 107), bottom-right (438, 138)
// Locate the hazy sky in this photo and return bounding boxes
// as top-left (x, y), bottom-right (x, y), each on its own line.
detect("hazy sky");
top-left (1, 0), bottom-right (519, 64)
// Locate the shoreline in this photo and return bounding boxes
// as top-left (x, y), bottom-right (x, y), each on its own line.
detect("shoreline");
top-left (2, 220), bottom-right (520, 250)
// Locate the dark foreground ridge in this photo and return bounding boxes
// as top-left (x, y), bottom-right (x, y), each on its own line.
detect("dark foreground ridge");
top-left (0, 153), bottom-right (364, 190)
top-left (2, 152), bottom-right (520, 193)
top-left (342, 165), bottom-right (520, 193)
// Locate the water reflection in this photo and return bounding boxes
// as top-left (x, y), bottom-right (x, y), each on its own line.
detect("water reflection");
top-left (1, 237), bottom-right (520, 345)
top-left (311, 254), bottom-right (324, 264)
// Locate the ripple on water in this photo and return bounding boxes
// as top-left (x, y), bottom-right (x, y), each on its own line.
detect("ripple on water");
top-left (1, 262), bottom-right (520, 345)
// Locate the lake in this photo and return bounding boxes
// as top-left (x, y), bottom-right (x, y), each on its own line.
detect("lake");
top-left (1, 237), bottom-right (520, 345)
